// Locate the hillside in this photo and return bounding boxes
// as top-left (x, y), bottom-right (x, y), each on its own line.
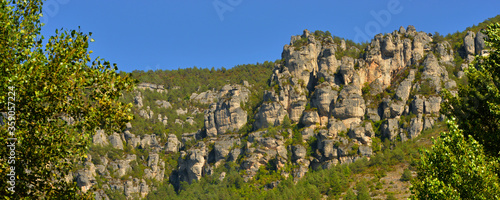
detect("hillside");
top-left (74, 15), bottom-right (500, 200)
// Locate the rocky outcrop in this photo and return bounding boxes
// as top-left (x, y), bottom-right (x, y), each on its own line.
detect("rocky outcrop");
top-left (253, 91), bottom-right (288, 130)
top-left (421, 53), bottom-right (448, 92)
top-left (138, 106), bottom-right (154, 119)
top-left (464, 31), bottom-right (476, 57)
top-left (139, 134), bottom-right (160, 149)
top-left (291, 144), bottom-right (309, 178)
top-left (408, 114), bottom-right (424, 139)
top-left (108, 132), bottom-right (124, 150)
top-left (157, 114), bottom-right (168, 126)
top-left (332, 85), bottom-right (365, 123)
top-left (311, 82), bottom-right (338, 118)
top-left (204, 84), bottom-right (250, 137)
top-left (348, 122), bottom-right (374, 145)
top-left (382, 118), bottom-right (400, 140)
top-left (424, 96), bottom-right (442, 115)
top-left (176, 108), bottom-right (188, 115)
top-left (411, 95), bottom-right (425, 115)
top-left (213, 136), bottom-right (241, 166)
top-left (269, 68), bottom-right (308, 123)
top-left (134, 92), bottom-right (143, 108)
top-left (190, 90), bottom-right (219, 104)
top-left (177, 143), bottom-right (207, 184)
top-left (155, 100), bottom-right (172, 109)
top-left (124, 131), bottom-right (141, 148)
top-left (436, 41), bottom-right (454, 63)
top-left (394, 70), bottom-right (415, 102)
top-left (75, 159), bottom-right (96, 193)
top-left (124, 179), bottom-right (150, 198)
top-left (282, 30), bottom-right (321, 91)
top-left (137, 82), bottom-right (167, 93)
top-left (145, 153), bottom-right (165, 181)
top-left (300, 110), bottom-right (320, 127)
top-left (165, 134), bottom-right (181, 153)
top-left (192, 83), bottom-right (251, 105)
top-left (80, 24), bottom-right (473, 197)
top-left (475, 30), bottom-right (488, 55)
top-left (93, 130), bottom-right (109, 146)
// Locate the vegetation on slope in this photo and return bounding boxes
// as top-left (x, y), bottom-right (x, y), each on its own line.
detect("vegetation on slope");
top-left (145, 122), bottom-right (445, 200)
top-left (411, 23), bottom-right (500, 199)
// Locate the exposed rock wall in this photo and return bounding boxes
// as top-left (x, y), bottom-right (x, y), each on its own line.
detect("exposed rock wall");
top-left (79, 24), bottom-right (480, 197)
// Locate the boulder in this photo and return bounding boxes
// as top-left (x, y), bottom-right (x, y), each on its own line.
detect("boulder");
top-left (176, 108), bottom-right (188, 115)
top-left (108, 132), bottom-right (123, 150)
top-left (124, 131), bottom-right (141, 148)
top-left (424, 96), bottom-right (442, 114)
top-left (358, 145), bottom-right (373, 157)
top-left (382, 118), bottom-right (400, 140)
top-left (155, 100), bottom-right (172, 109)
top-left (328, 117), bottom-right (347, 137)
top-left (165, 134), bottom-right (180, 153)
top-left (348, 122), bottom-right (374, 144)
top-left (411, 95), bottom-right (425, 115)
top-left (134, 92), bottom-right (143, 108)
top-left (292, 145), bottom-right (307, 162)
top-left (93, 129), bottom-right (108, 146)
top-left (408, 114), bottom-right (423, 139)
top-left (300, 110), bottom-right (320, 127)
top-left (365, 108), bottom-right (380, 122)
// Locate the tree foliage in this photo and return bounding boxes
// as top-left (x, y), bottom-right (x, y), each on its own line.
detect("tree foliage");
top-left (410, 119), bottom-right (500, 199)
top-left (0, 0), bottom-right (136, 198)
top-left (441, 23), bottom-right (500, 156)
top-left (412, 22), bottom-right (500, 200)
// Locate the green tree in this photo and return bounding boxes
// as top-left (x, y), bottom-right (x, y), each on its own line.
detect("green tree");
top-left (356, 180), bottom-right (371, 200)
top-left (400, 168), bottom-right (412, 182)
top-left (410, 119), bottom-right (500, 199)
top-left (345, 188), bottom-right (357, 200)
top-left (441, 22), bottom-right (500, 156)
top-left (0, 0), bottom-right (136, 199)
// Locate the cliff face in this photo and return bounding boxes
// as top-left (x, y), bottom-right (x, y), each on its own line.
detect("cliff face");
top-left (76, 25), bottom-right (489, 199)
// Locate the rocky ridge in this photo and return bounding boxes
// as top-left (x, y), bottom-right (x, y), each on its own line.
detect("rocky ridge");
top-left (78, 26), bottom-right (487, 199)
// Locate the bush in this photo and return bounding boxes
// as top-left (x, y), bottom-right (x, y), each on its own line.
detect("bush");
top-left (400, 168), bottom-right (412, 182)
top-left (356, 180), bottom-right (371, 200)
top-left (293, 37), bottom-right (308, 50)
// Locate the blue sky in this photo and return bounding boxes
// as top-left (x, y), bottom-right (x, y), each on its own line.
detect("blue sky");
top-left (40, 0), bottom-right (500, 72)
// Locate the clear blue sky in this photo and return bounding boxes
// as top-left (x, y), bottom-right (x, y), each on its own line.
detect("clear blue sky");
top-left (39, 0), bottom-right (500, 72)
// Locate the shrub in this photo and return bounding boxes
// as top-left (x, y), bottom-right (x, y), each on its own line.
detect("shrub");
top-left (400, 168), bottom-right (412, 182)
top-left (293, 37), bottom-right (308, 50)
top-left (419, 79), bottom-right (435, 96)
